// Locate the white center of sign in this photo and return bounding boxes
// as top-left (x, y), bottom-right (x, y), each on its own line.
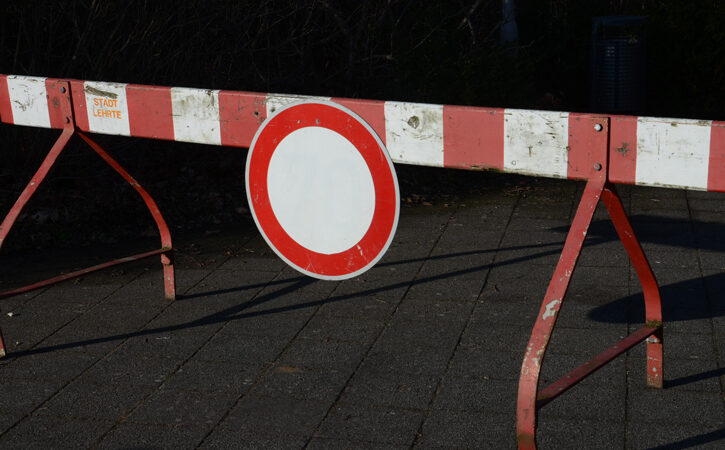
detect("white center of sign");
top-left (267, 126), bottom-right (376, 255)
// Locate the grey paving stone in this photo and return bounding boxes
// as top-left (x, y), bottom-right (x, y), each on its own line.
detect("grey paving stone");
top-left (0, 349), bottom-right (100, 382)
top-left (0, 411), bottom-right (21, 435)
top-left (395, 298), bottom-right (476, 323)
top-left (297, 314), bottom-right (386, 344)
top-left (432, 375), bottom-right (517, 414)
top-left (429, 230), bottom-right (503, 255)
top-left (35, 322), bottom-right (127, 357)
top-left (216, 256), bottom-right (287, 274)
top-left (577, 239), bottom-right (630, 268)
top-left (200, 428), bottom-right (308, 449)
top-left (629, 356), bottom-right (721, 393)
top-left (276, 338), bottom-right (368, 374)
top-left (333, 276), bottom-right (410, 301)
top-left (183, 268), bottom-right (274, 298)
top-left (470, 299), bottom-right (539, 326)
top-left (114, 329), bottom-right (213, 360)
top-left (220, 309), bottom-right (313, 339)
top-left (459, 323), bottom-right (532, 354)
top-left (316, 295), bottom-right (400, 322)
top-left (376, 317), bottom-right (466, 351)
top-left (538, 382), bottom-right (625, 421)
top-left (362, 344), bottom-right (453, 377)
top-left (97, 422), bottom-right (211, 449)
top-left (415, 253), bottom-right (494, 282)
top-left (251, 365), bottom-right (348, 403)
top-left (405, 278), bottom-right (484, 302)
top-left (78, 352), bottom-right (182, 387)
top-left (0, 415), bottom-right (115, 449)
top-left (627, 388), bottom-right (725, 427)
top-left (536, 418), bottom-right (624, 450)
top-left (447, 348), bottom-right (523, 380)
top-left (220, 393), bottom-right (330, 438)
top-left (626, 420), bottom-right (725, 450)
top-left (539, 352), bottom-right (626, 387)
top-left (546, 327), bottom-right (628, 356)
top-left (0, 306), bottom-right (81, 352)
top-left (0, 378), bottom-right (62, 415)
top-left (307, 437), bottom-right (408, 449)
top-left (316, 403), bottom-right (423, 446)
top-left (128, 387), bottom-right (237, 426)
top-left (193, 332), bottom-right (289, 365)
top-left (498, 232), bottom-right (566, 266)
top-left (416, 410), bottom-right (513, 449)
top-left (35, 380), bottom-right (155, 421)
top-left (161, 359), bottom-right (263, 394)
top-left (340, 368), bottom-right (438, 410)
top-left (28, 283), bottom-right (121, 305)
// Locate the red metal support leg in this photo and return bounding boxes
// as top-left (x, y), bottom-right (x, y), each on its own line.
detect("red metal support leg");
top-left (516, 176), bottom-right (607, 450)
top-left (76, 132), bottom-right (175, 300)
top-left (602, 184), bottom-right (663, 388)
top-left (0, 127), bottom-right (75, 250)
top-left (0, 82), bottom-right (75, 356)
top-left (515, 184), bottom-right (664, 448)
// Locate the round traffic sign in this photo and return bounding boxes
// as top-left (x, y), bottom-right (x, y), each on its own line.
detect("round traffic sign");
top-left (245, 101), bottom-right (399, 280)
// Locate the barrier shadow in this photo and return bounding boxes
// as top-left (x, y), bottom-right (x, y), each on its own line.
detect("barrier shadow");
top-left (646, 428), bottom-right (725, 450)
top-left (6, 238), bottom-right (591, 358)
top-left (588, 272), bottom-right (724, 324)
top-left (561, 214), bottom-right (725, 253)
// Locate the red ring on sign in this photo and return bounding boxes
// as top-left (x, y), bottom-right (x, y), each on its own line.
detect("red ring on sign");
top-left (246, 102), bottom-right (398, 279)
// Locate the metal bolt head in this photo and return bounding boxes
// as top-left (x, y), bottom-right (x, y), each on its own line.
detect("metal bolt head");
top-left (594, 123), bottom-right (603, 132)
top-left (60, 87), bottom-right (66, 93)
top-left (593, 163), bottom-right (602, 171)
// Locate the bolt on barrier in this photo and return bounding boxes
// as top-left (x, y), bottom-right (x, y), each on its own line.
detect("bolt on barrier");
top-left (1, 75), bottom-right (724, 448)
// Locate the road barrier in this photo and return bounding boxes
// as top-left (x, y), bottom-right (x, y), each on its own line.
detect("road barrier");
top-left (1, 74), bottom-right (723, 449)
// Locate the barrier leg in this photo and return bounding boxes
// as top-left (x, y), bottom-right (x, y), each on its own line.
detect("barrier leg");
top-left (516, 180), bottom-right (664, 449)
top-left (516, 176), bottom-right (606, 450)
top-left (0, 127), bottom-right (75, 250)
top-left (602, 184), bottom-right (663, 388)
top-left (0, 127), bottom-right (75, 356)
top-left (77, 132), bottom-right (175, 300)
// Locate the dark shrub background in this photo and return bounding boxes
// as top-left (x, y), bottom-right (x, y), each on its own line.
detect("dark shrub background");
top-left (0, 0), bottom-right (723, 251)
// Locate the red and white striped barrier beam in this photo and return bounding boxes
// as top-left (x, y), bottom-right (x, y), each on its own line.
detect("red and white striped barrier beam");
top-left (1, 75), bottom-right (720, 449)
top-left (2, 75), bottom-right (722, 192)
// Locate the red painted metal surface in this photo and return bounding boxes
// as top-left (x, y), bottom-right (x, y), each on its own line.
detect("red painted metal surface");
top-left (535, 324), bottom-right (660, 409)
top-left (602, 184), bottom-right (663, 387)
top-left (0, 248), bottom-right (168, 300)
top-left (76, 132), bottom-right (175, 300)
top-left (0, 81), bottom-right (177, 357)
top-left (516, 117), bottom-right (609, 449)
top-left (516, 116), bottom-right (664, 448)
top-left (0, 82), bottom-right (74, 249)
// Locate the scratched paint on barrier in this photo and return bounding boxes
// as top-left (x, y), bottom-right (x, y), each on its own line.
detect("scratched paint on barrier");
top-left (636, 117), bottom-right (712, 190)
top-left (503, 109), bottom-right (569, 179)
top-left (6, 76), bottom-right (50, 128)
top-left (170, 87), bottom-right (222, 145)
top-left (542, 299), bottom-right (560, 321)
top-left (384, 101), bottom-right (444, 167)
top-left (265, 93), bottom-right (331, 117)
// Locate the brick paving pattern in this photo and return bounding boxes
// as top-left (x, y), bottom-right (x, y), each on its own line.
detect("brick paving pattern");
top-left (1, 177), bottom-right (724, 449)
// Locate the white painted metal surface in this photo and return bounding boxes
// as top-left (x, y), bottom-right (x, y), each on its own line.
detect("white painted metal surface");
top-left (170, 87), bottom-right (222, 145)
top-left (84, 81), bottom-right (131, 136)
top-left (7, 76), bottom-right (50, 128)
top-left (267, 126), bottom-right (376, 255)
top-left (636, 117), bottom-right (712, 190)
top-left (265, 93), bottom-right (331, 117)
top-left (504, 109), bottom-right (569, 179)
top-left (384, 101), bottom-right (445, 167)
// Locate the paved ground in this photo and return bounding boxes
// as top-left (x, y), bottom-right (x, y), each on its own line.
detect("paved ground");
top-left (0, 175), bottom-right (724, 449)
